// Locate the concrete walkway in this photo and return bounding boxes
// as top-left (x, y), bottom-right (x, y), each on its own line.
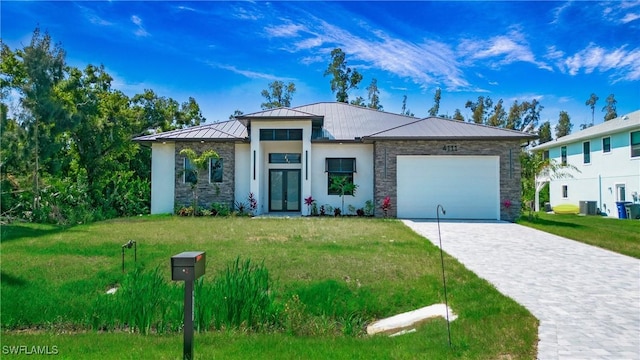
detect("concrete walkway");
top-left (402, 220), bottom-right (640, 360)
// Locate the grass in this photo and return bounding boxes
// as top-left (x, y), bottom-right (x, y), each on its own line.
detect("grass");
top-left (1, 216), bottom-right (538, 359)
top-left (517, 212), bottom-right (640, 259)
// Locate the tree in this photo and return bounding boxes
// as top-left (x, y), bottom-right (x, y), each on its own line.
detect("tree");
top-left (537, 121), bottom-right (552, 144)
top-left (229, 109), bottom-right (244, 120)
top-left (602, 94), bottom-right (617, 121)
top-left (520, 99), bottom-right (543, 133)
top-left (585, 93), bottom-right (598, 125)
top-left (260, 80), bottom-right (296, 109)
top-left (179, 148), bottom-right (219, 215)
top-left (401, 95), bottom-right (414, 117)
top-left (350, 96), bottom-right (365, 107)
top-left (132, 89), bottom-right (204, 133)
top-left (328, 174), bottom-right (358, 215)
top-left (465, 96), bottom-right (493, 124)
top-left (521, 150), bottom-right (579, 214)
top-left (366, 78), bottom-right (383, 110)
top-left (452, 108), bottom-right (465, 121)
top-left (505, 100), bottom-right (522, 130)
top-left (428, 88), bottom-right (441, 117)
top-left (2, 28), bottom-right (68, 210)
top-left (486, 99), bottom-right (506, 127)
top-left (555, 111), bottom-right (572, 138)
top-left (504, 99), bottom-right (543, 132)
top-left (324, 48), bottom-right (363, 103)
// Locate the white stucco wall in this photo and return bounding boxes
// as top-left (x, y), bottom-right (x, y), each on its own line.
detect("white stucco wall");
top-left (310, 143), bottom-right (374, 214)
top-left (234, 143), bottom-right (251, 206)
top-left (548, 130), bottom-right (640, 218)
top-left (150, 142), bottom-right (176, 214)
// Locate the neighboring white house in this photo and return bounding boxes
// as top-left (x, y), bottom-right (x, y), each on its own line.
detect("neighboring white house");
top-left (135, 102), bottom-right (535, 221)
top-left (531, 110), bottom-right (640, 218)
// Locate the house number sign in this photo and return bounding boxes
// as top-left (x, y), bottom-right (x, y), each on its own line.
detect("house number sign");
top-left (442, 145), bottom-right (458, 152)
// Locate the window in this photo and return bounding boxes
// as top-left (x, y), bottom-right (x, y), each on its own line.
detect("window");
top-left (269, 153), bottom-right (301, 164)
top-left (210, 158), bottom-right (223, 183)
top-left (184, 158), bottom-right (196, 184)
top-left (543, 150), bottom-right (549, 161)
top-left (632, 131), bottom-right (640, 158)
top-left (602, 137), bottom-right (611, 153)
top-left (583, 141), bottom-right (590, 164)
top-left (326, 158), bottom-right (356, 195)
top-left (562, 185), bottom-right (568, 199)
top-left (561, 146), bottom-right (567, 165)
top-left (260, 129), bottom-right (303, 141)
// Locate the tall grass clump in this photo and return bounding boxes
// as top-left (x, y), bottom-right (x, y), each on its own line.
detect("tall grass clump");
top-left (89, 267), bottom-right (175, 334)
top-left (200, 257), bottom-right (277, 331)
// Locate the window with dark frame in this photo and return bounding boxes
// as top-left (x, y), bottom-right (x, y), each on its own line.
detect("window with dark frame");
top-left (561, 146), bottom-right (567, 165)
top-left (583, 141), bottom-right (590, 164)
top-left (210, 158), bottom-right (223, 183)
top-left (184, 158), bottom-right (196, 184)
top-left (259, 129), bottom-right (303, 141)
top-left (326, 158), bottom-right (356, 195)
top-left (602, 137), bottom-right (611, 153)
top-left (631, 131), bottom-right (640, 158)
top-left (269, 153), bottom-right (301, 164)
top-left (562, 185), bottom-right (568, 198)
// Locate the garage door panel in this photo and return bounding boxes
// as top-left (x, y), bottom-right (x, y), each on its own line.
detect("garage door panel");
top-left (397, 156), bottom-right (499, 220)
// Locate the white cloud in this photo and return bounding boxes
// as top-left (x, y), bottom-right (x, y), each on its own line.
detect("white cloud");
top-left (621, 13), bottom-right (640, 23)
top-left (563, 43), bottom-right (640, 81)
top-left (266, 17), bottom-right (470, 91)
top-left (131, 15), bottom-right (149, 37)
top-left (233, 6), bottom-right (261, 21)
top-left (77, 4), bottom-right (112, 26)
top-left (457, 29), bottom-right (550, 70)
top-left (265, 23), bottom-right (306, 38)
top-left (300, 55), bottom-right (324, 65)
top-left (550, 1), bottom-right (572, 25)
top-left (212, 63), bottom-right (296, 82)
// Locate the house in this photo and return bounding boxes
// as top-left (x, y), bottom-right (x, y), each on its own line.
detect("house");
top-left (134, 102), bottom-right (536, 221)
top-left (531, 110), bottom-right (640, 218)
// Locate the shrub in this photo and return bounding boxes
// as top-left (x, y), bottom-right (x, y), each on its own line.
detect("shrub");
top-left (211, 202), bottom-right (231, 216)
top-left (364, 200), bottom-right (375, 216)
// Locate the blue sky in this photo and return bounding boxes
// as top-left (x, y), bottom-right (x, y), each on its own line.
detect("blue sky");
top-left (3, 1), bottom-right (639, 133)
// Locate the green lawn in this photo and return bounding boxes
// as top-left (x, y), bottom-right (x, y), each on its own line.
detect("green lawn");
top-left (517, 212), bottom-right (640, 259)
top-left (1, 216), bottom-right (537, 359)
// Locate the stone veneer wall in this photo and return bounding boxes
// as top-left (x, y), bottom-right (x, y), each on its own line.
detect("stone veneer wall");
top-left (174, 141), bottom-right (236, 210)
top-left (373, 140), bottom-right (523, 222)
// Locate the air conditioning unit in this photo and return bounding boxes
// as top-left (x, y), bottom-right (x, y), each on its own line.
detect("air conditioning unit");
top-left (579, 201), bottom-right (597, 215)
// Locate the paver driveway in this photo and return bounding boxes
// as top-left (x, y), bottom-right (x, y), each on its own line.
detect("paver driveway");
top-left (402, 220), bottom-right (640, 360)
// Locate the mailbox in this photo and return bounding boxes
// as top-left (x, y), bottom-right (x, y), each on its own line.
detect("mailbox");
top-left (171, 251), bottom-right (206, 281)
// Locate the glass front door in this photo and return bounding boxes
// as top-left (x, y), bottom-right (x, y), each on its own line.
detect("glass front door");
top-left (269, 169), bottom-right (300, 212)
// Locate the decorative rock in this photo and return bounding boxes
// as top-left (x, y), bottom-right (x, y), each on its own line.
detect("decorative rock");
top-left (366, 303), bottom-right (457, 336)
top-left (106, 287), bottom-right (118, 295)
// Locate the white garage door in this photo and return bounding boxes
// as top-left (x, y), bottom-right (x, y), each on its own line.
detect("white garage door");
top-left (397, 155), bottom-right (500, 219)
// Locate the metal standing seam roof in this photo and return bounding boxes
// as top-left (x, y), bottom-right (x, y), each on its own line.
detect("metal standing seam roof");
top-left (133, 102), bottom-right (538, 142)
top-left (133, 120), bottom-right (247, 141)
top-left (293, 102), bottom-right (417, 140)
top-left (364, 117), bottom-right (538, 140)
top-left (531, 110), bottom-right (640, 151)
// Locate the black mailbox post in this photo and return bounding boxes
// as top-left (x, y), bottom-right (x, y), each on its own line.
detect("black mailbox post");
top-left (171, 251), bottom-right (205, 360)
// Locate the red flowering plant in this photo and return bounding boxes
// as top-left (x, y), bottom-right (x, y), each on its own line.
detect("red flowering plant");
top-left (248, 192), bottom-right (258, 215)
top-left (304, 196), bottom-right (316, 216)
top-left (502, 199), bottom-right (512, 209)
top-left (381, 196), bottom-right (391, 217)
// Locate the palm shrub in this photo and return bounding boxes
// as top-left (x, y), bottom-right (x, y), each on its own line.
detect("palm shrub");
top-left (328, 175), bottom-right (358, 215)
top-left (179, 148), bottom-right (219, 215)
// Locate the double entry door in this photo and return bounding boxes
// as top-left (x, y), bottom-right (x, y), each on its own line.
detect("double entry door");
top-left (269, 169), bottom-right (300, 212)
